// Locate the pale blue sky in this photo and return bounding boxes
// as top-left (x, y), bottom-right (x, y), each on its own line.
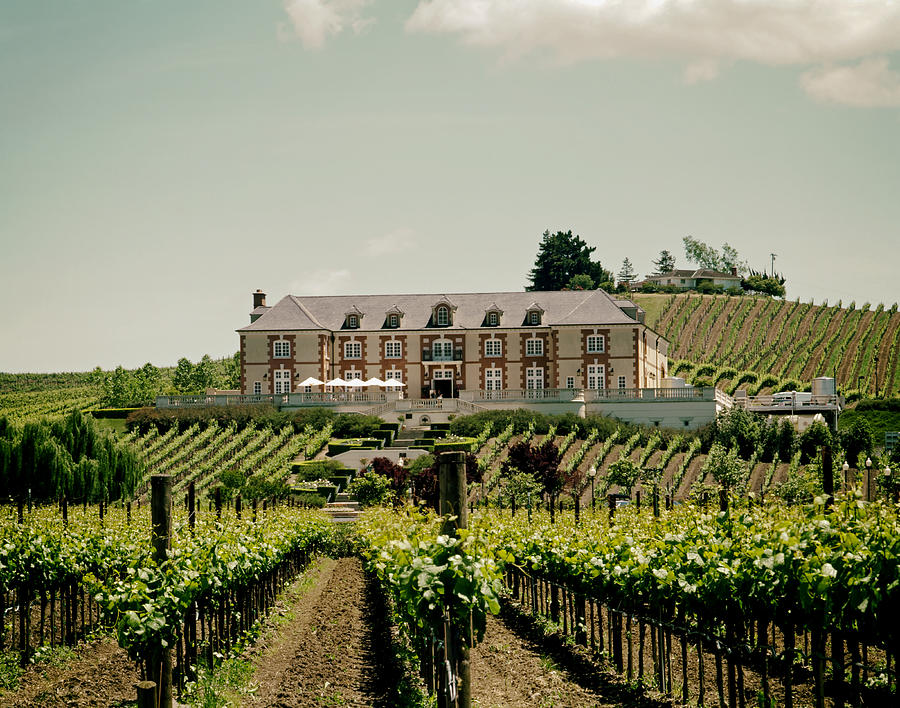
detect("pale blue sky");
top-left (2, 1), bottom-right (899, 372)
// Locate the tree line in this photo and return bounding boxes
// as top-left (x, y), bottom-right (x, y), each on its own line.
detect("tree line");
top-left (0, 410), bottom-right (141, 502)
top-left (527, 230), bottom-right (786, 296)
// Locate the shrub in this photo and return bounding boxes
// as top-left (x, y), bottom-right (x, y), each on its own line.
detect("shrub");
top-left (349, 470), bottom-right (394, 507)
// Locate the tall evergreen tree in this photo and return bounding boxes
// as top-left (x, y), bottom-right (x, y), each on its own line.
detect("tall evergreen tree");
top-left (526, 230), bottom-right (611, 291)
top-left (617, 257), bottom-right (637, 284)
top-left (652, 249), bottom-right (676, 274)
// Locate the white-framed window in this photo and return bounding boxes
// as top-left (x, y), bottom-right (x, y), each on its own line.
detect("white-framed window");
top-left (434, 369), bottom-right (454, 379)
top-left (484, 368), bottom-right (502, 391)
top-left (273, 369), bottom-right (291, 394)
top-left (586, 334), bottom-right (605, 353)
top-left (565, 376), bottom-right (575, 389)
top-left (385, 340), bottom-right (402, 358)
top-left (436, 306), bottom-right (450, 326)
top-left (618, 375), bottom-right (627, 389)
top-left (273, 340), bottom-right (290, 358)
top-left (432, 340), bottom-right (454, 360)
top-left (344, 369), bottom-right (362, 380)
top-left (344, 341), bottom-right (362, 359)
top-left (525, 338), bottom-right (543, 356)
top-left (385, 368), bottom-right (403, 383)
top-left (587, 364), bottom-right (605, 390)
top-left (484, 339), bottom-right (502, 357)
top-left (529, 311), bottom-right (540, 325)
top-left (347, 314), bottom-right (359, 328)
top-left (487, 311), bottom-right (499, 326)
top-left (526, 367), bottom-right (544, 390)
top-left (388, 314), bottom-right (399, 328)
top-left (253, 381), bottom-right (262, 395)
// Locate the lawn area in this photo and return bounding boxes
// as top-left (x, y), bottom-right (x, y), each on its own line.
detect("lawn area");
top-left (631, 293), bottom-right (671, 329)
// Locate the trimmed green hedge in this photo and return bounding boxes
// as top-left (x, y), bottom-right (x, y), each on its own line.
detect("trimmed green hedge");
top-left (291, 491), bottom-right (327, 508)
top-left (379, 422), bottom-right (401, 433)
top-left (316, 484), bottom-right (338, 502)
top-left (291, 459), bottom-right (354, 481)
top-left (326, 438), bottom-right (383, 456)
top-left (432, 438), bottom-right (476, 453)
top-left (430, 422), bottom-right (451, 431)
top-left (326, 475), bottom-right (352, 491)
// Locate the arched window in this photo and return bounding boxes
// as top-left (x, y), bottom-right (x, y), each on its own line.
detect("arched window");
top-left (436, 306), bottom-right (449, 326)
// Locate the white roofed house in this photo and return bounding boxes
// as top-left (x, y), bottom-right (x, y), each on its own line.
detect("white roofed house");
top-left (644, 268), bottom-right (742, 291)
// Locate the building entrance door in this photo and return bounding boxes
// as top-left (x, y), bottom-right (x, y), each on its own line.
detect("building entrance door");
top-left (432, 369), bottom-right (455, 398)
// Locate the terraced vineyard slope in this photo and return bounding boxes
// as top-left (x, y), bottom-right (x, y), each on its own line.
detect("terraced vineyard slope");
top-left (634, 293), bottom-right (900, 397)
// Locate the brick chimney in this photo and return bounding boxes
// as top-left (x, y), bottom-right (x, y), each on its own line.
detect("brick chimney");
top-left (252, 289), bottom-right (266, 308)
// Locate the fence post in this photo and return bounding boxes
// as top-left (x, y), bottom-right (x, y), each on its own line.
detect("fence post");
top-left (438, 452), bottom-right (470, 708)
top-left (151, 475), bottom-right (173, 708)
top-left (137, 680), bottom-right (158, 708)
top-left (822, 445), bottom-right (834, 509)
top-left (188, 482), bottom-right (195, 532)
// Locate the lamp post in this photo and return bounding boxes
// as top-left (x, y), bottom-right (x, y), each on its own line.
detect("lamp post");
top-left (842, 461), bottom-right (850, 491)
top-left (883, 466), bottom-right (891, 502)
top-left (866, 457), bottom-right (873, 501)
top-left (589, 466), bottom-right (597, 512)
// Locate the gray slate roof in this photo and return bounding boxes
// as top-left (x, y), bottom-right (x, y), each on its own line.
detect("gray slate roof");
top-left (237, 290), bottom-right (641, 333)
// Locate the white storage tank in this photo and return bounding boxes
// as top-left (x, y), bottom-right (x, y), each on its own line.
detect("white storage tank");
top-left (812, 377), bottom-right (836, 397)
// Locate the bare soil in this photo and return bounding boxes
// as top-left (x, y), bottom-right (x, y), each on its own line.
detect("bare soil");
top-left (2, 636), bottom-right (139, 708)
top-left (246, 556), bottom-right (391, 708)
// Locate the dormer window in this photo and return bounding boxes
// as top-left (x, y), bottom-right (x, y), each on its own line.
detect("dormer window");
top-left (388, 314), bottom-right (399, 328)
top-left (525, 302), bottom-right (544, 326)
top-left (344, 305), bottom-right (364, 329)
top-left (483, 303), bottom-right (503, 327)
top-left (347, 315), bottom-right (359, 328)
top-left (384, 304), bottom-right (405, 329)
top-left (431, 297), bottom-right (456, 327)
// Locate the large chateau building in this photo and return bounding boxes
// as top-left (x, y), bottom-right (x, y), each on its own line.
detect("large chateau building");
top-left (237, 290), bottom-right (669, 398)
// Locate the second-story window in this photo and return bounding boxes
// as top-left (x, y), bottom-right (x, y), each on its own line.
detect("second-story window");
top-left (273, 340), bottom-right (290, 358)
top-left (436, 306), bottom-right (449, 326)
top-left (344, 341), bottom-right (362, 359)
top-left (525, 338), bottom-right (543, 356)
top-left (485, 339), bottom-right (502, 357)
top-left (385, 341), bottom-right (402, 358)
top-left (586, 334), bottom-right (605, 353)
top-left (432, 340), bottom-right (454, 360)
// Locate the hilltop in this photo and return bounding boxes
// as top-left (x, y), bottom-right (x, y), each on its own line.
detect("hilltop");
top-left (633, 293), bottom-right (900, 398)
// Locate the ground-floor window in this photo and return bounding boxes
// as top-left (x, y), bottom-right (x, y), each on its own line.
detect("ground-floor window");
top-left (526, 367), bottom-right (544, 390)
top-left (587, 364), bottom-right (605, 390)
top-left (273, 369), bottom-right (291, 394)
top-left (565, 376), bottom-right (575, 389)
top-left (253, 381), bottom-right (262, 394)
top-left (385, 368), bottom-right (403, 382)
top-left (618, 375), bottom-right (627, 389)
top-left (344, 369), bottom-right (363, 381)
top-left (484, 368), bottom-right (502, 391)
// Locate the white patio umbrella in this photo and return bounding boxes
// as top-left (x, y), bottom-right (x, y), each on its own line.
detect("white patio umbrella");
top-left (346, 377), bottom-right (367, 387)
top-left (325, 377), bottom-right (348, 390)
top-left (383, 378), bottom-right (406, 388)
top-left (298, 376), bottom-right (324, 387)
top-left (364, 377), bottom-right (386, 387)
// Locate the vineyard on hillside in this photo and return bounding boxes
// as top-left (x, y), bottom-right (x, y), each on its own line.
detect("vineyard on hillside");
top-left (634, 293), bottom-right (900, 398)
top-left (0, 386), bottom-right (101, 425)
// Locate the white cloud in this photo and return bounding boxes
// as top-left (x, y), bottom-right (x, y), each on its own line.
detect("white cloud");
top-left (365, 227), bottom-right (417, 256)
top-left (801, 57), bottom-right (900, 107)
top-left (405, 0), bottom-right (900, 105)
top-left (291, 268), bottom-right (352, 295)
top-left (283, 0), bottom-right (374, 49)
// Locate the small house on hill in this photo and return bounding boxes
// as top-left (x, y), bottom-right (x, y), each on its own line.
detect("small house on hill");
top-left (644, 268), bottom-right (742, 291)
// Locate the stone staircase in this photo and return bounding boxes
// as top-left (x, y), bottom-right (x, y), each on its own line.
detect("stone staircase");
top-left (324, 492), bottom-right (361, 523)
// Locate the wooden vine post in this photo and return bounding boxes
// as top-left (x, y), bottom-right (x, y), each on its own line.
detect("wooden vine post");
top-left (151, 474), bottom-right (173, 708)
top-left (438, 451), bottom-right (471, 708)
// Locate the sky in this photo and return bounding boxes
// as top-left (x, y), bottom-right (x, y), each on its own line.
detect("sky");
top-left (2, 0), bottom-right (899, 373)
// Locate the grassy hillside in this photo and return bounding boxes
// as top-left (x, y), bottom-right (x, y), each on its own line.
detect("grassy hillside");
top-left (633, 293), bottom-right (900, 397)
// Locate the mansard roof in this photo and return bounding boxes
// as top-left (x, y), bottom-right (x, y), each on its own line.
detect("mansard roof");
top-left (237, 290), bottom-right (642, 333)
